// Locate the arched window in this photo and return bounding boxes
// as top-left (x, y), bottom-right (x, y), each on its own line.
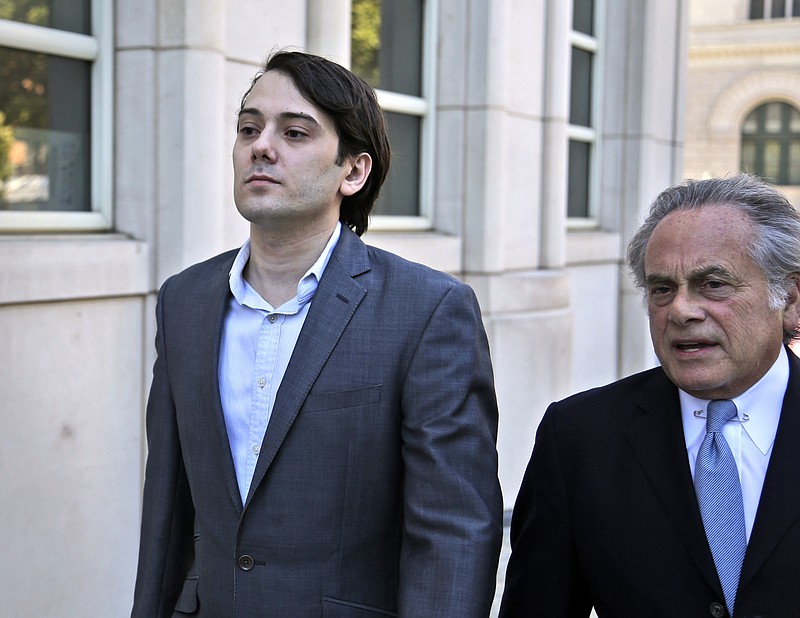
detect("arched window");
top-left (741, 101), bottom-right (800, 185)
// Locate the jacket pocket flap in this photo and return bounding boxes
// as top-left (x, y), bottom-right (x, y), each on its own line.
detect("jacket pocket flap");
top-left (321, 596), bottom-right (396, 617)
top-left (172, 577), bottom-right (198, 614)
top-left (303, 384), bottom-right (382, 412)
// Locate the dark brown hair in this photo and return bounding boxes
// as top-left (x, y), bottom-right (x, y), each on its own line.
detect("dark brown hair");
top-left (238, 50), bottom-right (391, 236)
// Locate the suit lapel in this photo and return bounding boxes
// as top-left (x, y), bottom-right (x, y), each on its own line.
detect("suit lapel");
top-left (190, 252), bottom-right (244, 514)
top-left (625, 371), bottom-right (722, 594)
top-left (739, 348), bottom-right (800, 587)
top-left (244, 228), bottom-right (370, 507)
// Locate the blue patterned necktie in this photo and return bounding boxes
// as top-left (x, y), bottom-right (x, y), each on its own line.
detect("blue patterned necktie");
top-left (695, 399), bottom-right (747, 617)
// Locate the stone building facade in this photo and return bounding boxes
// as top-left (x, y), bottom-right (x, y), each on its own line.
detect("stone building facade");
top-left (0, 1), bottom-right (686, 613)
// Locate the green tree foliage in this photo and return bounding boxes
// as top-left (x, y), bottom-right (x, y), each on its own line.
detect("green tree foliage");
top-left (351, 0), bottom-right (381, 88)
top-left (0, 0), bottom-right (49, 128)
top-left (0, 111), bottom-right (13, 182)
top-left (0, 0), bottom-right (48, 24)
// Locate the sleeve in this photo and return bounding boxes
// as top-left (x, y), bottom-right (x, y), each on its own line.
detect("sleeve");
top-left (498, 404), bottom-right (593, 617)
top-left (397, 282), bottom-right (504, 617)
top-left (131, 281), bottom-right (195, 618)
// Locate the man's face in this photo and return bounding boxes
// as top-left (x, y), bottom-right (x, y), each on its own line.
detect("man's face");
top-left (644, 204), bottom-right (799, 400)
top-left (232, 70), bottom-right (353, 231)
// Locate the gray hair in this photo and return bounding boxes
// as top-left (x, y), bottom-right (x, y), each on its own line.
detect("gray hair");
top-left (626, 174), bottom-right (800, 339)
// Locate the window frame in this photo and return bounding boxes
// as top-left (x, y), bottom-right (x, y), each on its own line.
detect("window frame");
top-left (0, 1), bottom-right (113, 232)
top-left (366, 0), bottom-right (437, 231)
top-left (566, 2), bottom-right (603, 228)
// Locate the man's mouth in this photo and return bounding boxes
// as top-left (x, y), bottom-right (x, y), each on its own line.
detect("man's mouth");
top-left (246, 170), bottom-right (280, 184)
top-left (674, 341), bottom-right (716, 352)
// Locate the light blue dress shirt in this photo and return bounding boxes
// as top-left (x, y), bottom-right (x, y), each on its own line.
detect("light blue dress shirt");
top-left (681, 346), bottom-right (788, 541)
top-left (219, 223), bottom-right (342, 503)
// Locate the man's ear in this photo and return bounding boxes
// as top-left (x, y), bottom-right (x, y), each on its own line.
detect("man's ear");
top-left (340, 153), bottom-right (372, 197)
top-left (782, 273), bottom-right (800, 334)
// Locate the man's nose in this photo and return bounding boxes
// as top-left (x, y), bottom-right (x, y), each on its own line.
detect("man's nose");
top-left (668, 286), bottom-right (705, 324)
top-left (251, 132), bottom-right (277, 162)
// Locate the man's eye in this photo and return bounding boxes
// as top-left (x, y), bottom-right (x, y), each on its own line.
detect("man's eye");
top-left (238, 126), bottom-right (258, 135)
top-left (702, 279), bottom-right (730, 293)
top-left (285, 129), bottom-right (306, 139)
top-left (701, 279), bottom-right (735, 298)
top-left (647, 286), bottom-right (674, 306)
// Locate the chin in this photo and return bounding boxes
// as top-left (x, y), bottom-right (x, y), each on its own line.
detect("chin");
top-left (665, 369), bottom-right (727, 398)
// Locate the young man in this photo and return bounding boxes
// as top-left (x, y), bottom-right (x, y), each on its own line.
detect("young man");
top-left (501, 175), bottom-right (800, 617)
top-left (132, 51), bottom-right (502, 617)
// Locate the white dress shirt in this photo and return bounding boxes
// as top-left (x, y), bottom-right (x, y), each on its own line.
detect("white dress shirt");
top-left (681, 346), bottom-right (789, 541)
top-left (219, 223), bottom-right (342, 503)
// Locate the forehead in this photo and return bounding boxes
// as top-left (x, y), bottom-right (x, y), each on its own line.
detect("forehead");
top-left (241, 70), bottom-right (334, 128)
top-left (644, 204), bottom-right (758, 275)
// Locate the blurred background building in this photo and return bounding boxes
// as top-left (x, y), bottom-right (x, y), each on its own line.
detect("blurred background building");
top-left (685, 0), bottom-right (800, 204)
top-left (2, 0), bottom-right (795, 615)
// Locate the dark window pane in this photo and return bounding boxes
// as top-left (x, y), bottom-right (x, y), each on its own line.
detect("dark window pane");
top-left (771, 0), bottom-right (786, 17)
top-left (378, 0), bottom-right (422, 96)
top-left (763, 140), bottom-right (782, 179)
top-left (573, 0), bottom-right (594, 35)
top-left (741, 141), bottom-right (757, 173)
top-left (351, 0), bottom-right (422, 96)
top-left (764, 102), bottom-right (782, 133)
top-left (570, 47), bottom-right (593, 127)
top-left (750, 0), bottom-right (765, 18)
top-left (568, 140), bottom-right (591, 217)
top-left (0, 0), bottom-right (91, 35)
top-left (791, 106), bottom-right (800, 132)
top-left (793, 0), bottom-right (800, 17)
top-left (0, 47), bottom-right (90, 211)
top-left (372, 112), bottom-right (420, 216)
top-left (742, 112), bottom-right (758, 134)
top-left (789, 142), bottom-right (800, 183)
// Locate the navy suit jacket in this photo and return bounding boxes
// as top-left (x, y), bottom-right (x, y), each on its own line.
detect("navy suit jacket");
top-left (132, 226), bottom-right (503, 617)
top-left (500, 349), bottom-right (800, 618)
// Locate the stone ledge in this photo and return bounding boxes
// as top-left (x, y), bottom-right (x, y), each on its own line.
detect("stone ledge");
top-left (0, 235), bottom-right (151, 305)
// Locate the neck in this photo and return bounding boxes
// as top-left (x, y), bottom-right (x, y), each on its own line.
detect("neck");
top-left (245, 220), bottom-right (337, 307)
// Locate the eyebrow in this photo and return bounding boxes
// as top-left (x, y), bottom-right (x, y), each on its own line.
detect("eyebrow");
top-left (645, 264), bottom-right (735, 286)
top-left (237, 107), bottom-right (322, 128)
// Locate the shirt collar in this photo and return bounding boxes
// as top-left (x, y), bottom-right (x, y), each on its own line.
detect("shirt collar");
top-left (228, 221), bottom-right (342, 312)
top-left (680, 346), bottom-right (789, 455)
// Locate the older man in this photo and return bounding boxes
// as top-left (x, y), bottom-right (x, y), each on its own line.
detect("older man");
top-left (500, 174), bottom-right (800, 617)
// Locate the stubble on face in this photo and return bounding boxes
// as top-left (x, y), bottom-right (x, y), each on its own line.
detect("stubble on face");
top-left (231, 71), bottom-right (349, 235)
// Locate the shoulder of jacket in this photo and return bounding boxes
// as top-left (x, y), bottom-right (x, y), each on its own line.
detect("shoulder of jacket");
top-left (160, 249), bottom-right (238, 289)
top-left (554, 366), bottom-right (668, 410)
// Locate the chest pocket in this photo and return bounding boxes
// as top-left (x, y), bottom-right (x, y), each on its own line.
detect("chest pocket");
top-left (302, 385), bottom-right (382, 413)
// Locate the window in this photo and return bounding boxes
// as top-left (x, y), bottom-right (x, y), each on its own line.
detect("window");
top-left (749, 0), bottom-right (800, 19)
top-left (351, 0), bottom-right (434, 229)
top-left (0, 0), bottom-right (112, 231)
top-left (567, 0), bottom-right (599, 221)
top-left (741, 101), bottom-right (800, 185)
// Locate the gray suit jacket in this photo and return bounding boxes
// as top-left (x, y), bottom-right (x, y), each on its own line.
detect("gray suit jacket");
top-left (132, 226), bottom-right (503, 617)
top-left (500, 349), bottom-right (800, 618)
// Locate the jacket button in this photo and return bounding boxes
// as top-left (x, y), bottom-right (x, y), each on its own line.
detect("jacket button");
top-left (238, 554), bottom-right (255, 571)
top-left (709, 601), bottom-right (726, 617)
